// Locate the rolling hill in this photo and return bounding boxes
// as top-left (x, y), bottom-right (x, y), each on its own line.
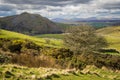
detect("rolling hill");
top-left (97, 26), bottom-right (120, 36)
top-left (0, 29), bottom-right (63, 48)
top-left (97, 26), bottom-right (120, 51)
top-left (0, 12), bottom-right (62, 35)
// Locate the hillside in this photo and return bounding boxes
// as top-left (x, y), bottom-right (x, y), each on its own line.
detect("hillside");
top-left (0, 12), bottom-right (62, 35)
top-left (0, 29), bottom-right (63, 48)
top-left (97, 26), bottom-right (120, 51)
top-left (97, 26), bottom-right (120, 36)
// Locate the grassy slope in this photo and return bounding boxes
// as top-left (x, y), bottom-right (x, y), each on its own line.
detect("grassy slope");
top-left (1, 26), bottom-right (119, 50)
top-left (35, 34), bottom-right (64, 39)
top-left (0, 29), bottom-right (63, 48)
top-left (1, 64), bottom-right (120, 80)
top-left (97, 26), bottom-right (120, 51)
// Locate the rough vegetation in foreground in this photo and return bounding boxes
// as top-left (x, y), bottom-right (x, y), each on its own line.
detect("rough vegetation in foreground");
top-left (0, 64), bottom-right (120, 80)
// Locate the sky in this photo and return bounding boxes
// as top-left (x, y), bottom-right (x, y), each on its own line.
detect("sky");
top-left (0, 0), bottom-right (120, 19)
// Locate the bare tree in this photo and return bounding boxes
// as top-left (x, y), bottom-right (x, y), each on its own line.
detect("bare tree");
top-left (64, 26), bottom-right (108, 55)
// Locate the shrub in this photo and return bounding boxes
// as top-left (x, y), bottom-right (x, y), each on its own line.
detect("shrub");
top-left (0, 54), bottom-right (10, 64)
top-left (78, 52), bottom-right (120, 70)
top-left (0, 38), bottom-right (41, 54)
top-left (51, 48), bottom-right (73, 59)
top-left (8, 40), bottom-right (23, 53)
top-left (69, 56), bottom-right (86, 69)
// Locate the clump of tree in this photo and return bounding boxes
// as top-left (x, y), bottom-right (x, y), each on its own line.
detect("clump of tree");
top-left (64, 26), bottom-right (108, 55)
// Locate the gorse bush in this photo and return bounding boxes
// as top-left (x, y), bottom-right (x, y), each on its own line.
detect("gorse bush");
top-left (8, 40), bottom-right (23, 52)
top-left (51, 48), bottom-right (73, 59)
top-left (45, 48), bottom-right (87, 69)
top-left (78, 52), bottom-right (120, 70)
top-left (0, 38), bottom-right (41, 53)
top-left (69, 56), bottom-right (86, 69)
top-left (0, 54), bottom-right (10, 64)
top-left (36, 45), bottom-right (120, 70)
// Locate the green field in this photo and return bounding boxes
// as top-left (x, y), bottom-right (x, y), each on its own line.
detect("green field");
top-left (35, 34), bottom-right (64, 39)
top-left (0, 29), bottom-right (63, 48)
top-left (97, 26), bottom-right (120, 51)
top-left (103, 35), bottom-right (120, 51)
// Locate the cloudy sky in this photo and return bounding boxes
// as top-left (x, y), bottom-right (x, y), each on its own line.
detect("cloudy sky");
top-left (0, 0), bottom-right (120, 19)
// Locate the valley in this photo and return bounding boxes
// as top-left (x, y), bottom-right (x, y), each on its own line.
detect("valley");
top-left (0, 12), bottom-right (120, 80)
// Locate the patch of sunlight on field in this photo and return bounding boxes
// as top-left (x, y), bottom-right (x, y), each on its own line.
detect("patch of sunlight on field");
top-left (104, 35), bottom-right (120, 51)
top-left (35, 34), bottom-right (64, 39)
top-left (0, 29), bottom-right (63, 48)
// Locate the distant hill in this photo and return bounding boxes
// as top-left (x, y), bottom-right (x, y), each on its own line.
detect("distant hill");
top-left (0, 12), bottom-right (62, 35)
top-left (52, 18), bottom-right (120, 28)
top-left (51, 18), bottom-right (76, 24)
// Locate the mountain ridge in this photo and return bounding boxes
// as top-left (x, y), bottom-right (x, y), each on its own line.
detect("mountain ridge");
top-left (0, 12), bottom-right (62, 35)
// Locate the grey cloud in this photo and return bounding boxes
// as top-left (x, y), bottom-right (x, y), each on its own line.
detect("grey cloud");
top-left (0, 0), bottom-right (93, 13)
top-left (17, 5), bottom-right (46, 10)
top-left (103, 3), bottom-right (120, 9)
top-left (0, 0), bottom-right (120, 18)
top-left (47, 8), bottom-right (62, 12)
top-left (3, 0), bottom-right (92, 6)
top-left (0, 4), bottom-right (46, 11)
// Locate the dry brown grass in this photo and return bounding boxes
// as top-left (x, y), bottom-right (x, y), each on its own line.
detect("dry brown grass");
top-left (11, 54), bottom-right (59, 68)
